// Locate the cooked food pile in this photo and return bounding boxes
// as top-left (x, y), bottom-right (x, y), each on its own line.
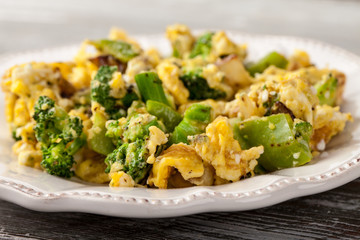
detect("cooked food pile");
top-left (1, 24), bottom-right (352, 188)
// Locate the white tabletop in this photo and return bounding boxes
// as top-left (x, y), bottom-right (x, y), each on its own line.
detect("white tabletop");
top-left (0, 0), bottom-right (359, 55)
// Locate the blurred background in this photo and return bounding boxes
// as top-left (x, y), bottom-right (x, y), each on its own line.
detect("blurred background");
top-left (0, 0), bottom-right (359, 55)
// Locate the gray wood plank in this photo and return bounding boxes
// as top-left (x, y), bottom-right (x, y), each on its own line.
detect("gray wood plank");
top-left (0, 178), bottom-right (359, 240)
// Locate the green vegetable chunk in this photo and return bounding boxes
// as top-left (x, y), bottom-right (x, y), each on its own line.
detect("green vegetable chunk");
top-left (169, 103), bottom-right (212, 145)
top-left (179, 69), bottom-right (226, 100)
top-left (33, 96), bottom-right (86, 178)
top-left (12, 129), bottom-right (21, 141)
top-left (91, 39), bottom-right (139, 62)
top-left (105, 102), bottom-right (166, 183)
top-left (146, 100), bottom-right (182, 132)
top-left (88, 111), bottom-right (115, 155)
top-left (233, 113), bottom-right (312, 172)
top-left (315, 75), bottom-right (338, 106)
top-left (189, 32), bottom-right (214, 58)
top-left (135, 72), bottom-right (171, 107)
top-left (246, 52), bottom-right (288, 77)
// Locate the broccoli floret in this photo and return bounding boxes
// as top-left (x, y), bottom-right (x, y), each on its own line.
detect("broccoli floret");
top-left (41, 142), bottom-right (75, 178)
top-left (105, 139), bottom-right (150, 183)
top-left (179, 68), bottom-right (226, 100)
top-left (189, 32), bottom-right (214, 59)
top-left (33, 96), bottom-right (86, 178)
top-left (105, 120), bottom-right (124, 147)
top-left (91, 66), bottom-right (123, 119)
top-left (104, 101), bottom-right (165, 183)
top-left (91, 66), bottom-right (139, 120)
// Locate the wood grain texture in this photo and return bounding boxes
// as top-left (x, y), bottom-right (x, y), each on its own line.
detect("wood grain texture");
top-left (0, 178), bottom-right (359, 240)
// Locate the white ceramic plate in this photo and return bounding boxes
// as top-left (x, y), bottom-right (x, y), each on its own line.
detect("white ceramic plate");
top-left (0, 32), bottom-right (359, 218)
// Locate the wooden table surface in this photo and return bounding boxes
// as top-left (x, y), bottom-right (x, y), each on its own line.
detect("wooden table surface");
top-left (0, 0), bottom-right (359, 239)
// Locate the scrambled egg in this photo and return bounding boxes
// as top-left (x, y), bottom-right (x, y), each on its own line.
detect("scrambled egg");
top-left (166, 24), bottom-right (194, 58)
top-left (211, 31), bottom-right (247, 61)
top-left (76, 158), bottom-right (110, 184)
top-left (189, 116), bottom-right (264, 181)
top-left (311, 105), bottom-right (352, 151)
top-left (146, 126), bottom-right (168, 164)
top-left (156, 59), bottom-right (189, 104)
top-left (224, 93), bottom-right (263, 119)
top-left (248, 76), bottom-right (318, 124)
top-left (216, 54), bottom-right (253, 89)
top-left (148, 143), bottom-right (205, 189)
top-left (202, 63), bottom-right (233, 99)
top-left (110, 170), bottom-right (135, 187)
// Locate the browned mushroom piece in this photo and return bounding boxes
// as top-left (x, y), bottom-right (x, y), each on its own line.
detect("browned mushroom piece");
top-left (89, 55), bottom-right (127, 73)
top-left (216, 54), bottom-right (252, 89)
top-left (271, 101), bottom-right (296, 120)
top-left (55, 68), bottom-right (76, 98)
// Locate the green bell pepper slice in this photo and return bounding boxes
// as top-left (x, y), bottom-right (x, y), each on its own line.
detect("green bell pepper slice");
top-left (246, 51), bottom-right (288, 77)
top-left (146, 100), bottom-right (182, 132)
top-left (90, 39), bottom-right (139, 62)
top-left (315, 75), bottom-right (338, 106)
top-left (135, 72), bottom-right (171, 107)
top-left (169, 103), bottom-right (212, 145)
top-left (232, 113), bottom-right (313, 172)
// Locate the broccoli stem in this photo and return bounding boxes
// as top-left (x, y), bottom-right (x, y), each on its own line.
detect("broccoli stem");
top-left (146, 100), bottom-right (182, 132)
top-left (68, 133), bottom-right (87, 156)
top-left (169, 103), bottom-right (212, 145)
top-left (135, 72), bottom-right (171, 107)
top-left (232, 113), bottom-right (313, 172)
top-left (88, 111), bottom-right (115, 155)
top-left (246, 52), bottom-right (288, 77)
